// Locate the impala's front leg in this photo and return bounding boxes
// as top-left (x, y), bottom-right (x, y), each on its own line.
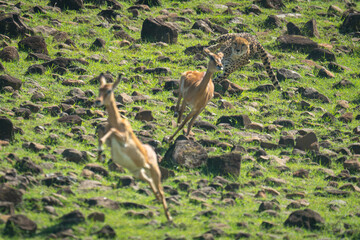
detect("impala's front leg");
top-left (100, 128), bottom-right (128, 147)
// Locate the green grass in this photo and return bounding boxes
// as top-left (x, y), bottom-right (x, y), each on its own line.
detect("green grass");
top-left (1, 0), bottom-right (360, 239)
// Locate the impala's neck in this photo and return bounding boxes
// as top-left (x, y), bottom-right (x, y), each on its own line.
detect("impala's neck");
top-left (198, 63), bottom-right (216, 90)
top-left (105, 96), bottom-right (121, 127)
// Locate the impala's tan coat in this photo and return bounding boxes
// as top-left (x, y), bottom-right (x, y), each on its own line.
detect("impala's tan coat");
top-left (96, 73), bottom-right (172, 222)
top-left (165, 48), bottom-right (224, 142)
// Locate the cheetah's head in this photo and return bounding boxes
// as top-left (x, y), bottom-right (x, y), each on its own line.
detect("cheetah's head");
top-left (231, 37), bottom-right (250, 57)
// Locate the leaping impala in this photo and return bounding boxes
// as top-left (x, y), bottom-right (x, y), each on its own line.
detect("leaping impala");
top-left (95, 73), bottom-right (172, 222)
top-left (164, 48), bottom-right (224, 142)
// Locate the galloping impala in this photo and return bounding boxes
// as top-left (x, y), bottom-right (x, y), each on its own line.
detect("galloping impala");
top-left (164, 48), bottom-right (224, 142)
top-left (95, 73), bottom-right (172, 222)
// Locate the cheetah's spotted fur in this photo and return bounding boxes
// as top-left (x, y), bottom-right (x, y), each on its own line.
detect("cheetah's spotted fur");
top-left (206, 33), bottom-right (282, 91)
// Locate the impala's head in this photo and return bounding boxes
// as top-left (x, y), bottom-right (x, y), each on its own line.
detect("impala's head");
top-left (231, 37), bottom-right (250, 57)
top-left (204, 48), bottom-right (224, 71)
top-left (95, 73), bottom-right (123, 106)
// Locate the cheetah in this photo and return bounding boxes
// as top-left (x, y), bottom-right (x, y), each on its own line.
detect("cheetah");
top-left (205, 33), bottom-right (282, 91)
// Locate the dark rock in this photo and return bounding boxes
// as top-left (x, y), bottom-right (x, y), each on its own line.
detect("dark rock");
top-left (261, 221), bottom-right (276, 229)
top-left (303, 18), bottom-right (320, 38)
top-left (141, 18), bottom-right (178, 44)
top-left (278, 135), bottom-right (295, 147)
top-left (195, 5), bottom-right (214, 14)
top-left (273, 119), bottom-right (294, 128)
top-left (194, 121), bottom-right (217, 131)
top-left (58, 115), bottom-right (82, 125)
top-left (339, 112), bottom-right (353, 123)
top-left (340, 13), bottom-right (360, 34)
top-left (94, 225), bottom-right (116, 238)
top-left (217, 115), bottom-right (251, 127)
top-left (41, 175), bottom-right (73, 186)
top-left (0, 46), bottom-right (19, 62)
top-left (0, 116), bottom-right (14, 141)
top-left (0, 202), bottom-right (15, 215)
top-left (317, 67), bottom-right (335, 78)
top-left (4, 215), bottom-right (37, 236)
top-left (246, 4), bottom-right (262, 15)
top-left (234, 232), bottom-right (251, 239)
top-left (15, 157), bottom-right (43, 174)
top-left (326, 189), bottom-right (351, 197)
top-left (277, 35), bottom-right (318, 52)
top-left (0, 13), bottom-right (34, 38)
top-left (321, 112), bottom-right (336, 122)
top-left (85, 197), bottom-right (119, 210)
top-left (295, 132), bottom-right (319, 151)
top-left (287, 22), bottom-right (301, 35)
top-left (192, 20), bottom-right (213, 34)
top-left (284, 209), bottom-right (325, 230)
top-left (313, 153), bottom-right (332, 167)
top-left (135, 110), bottom-right (154, 121)
top-left (349, 143), bottom-right (360, 154)
top-left (207, 152), bottom-right (241, 177)
top-left (26, 64), bottom-right (46, 75)
top-left (298, 87), bottom-right (330, 103)
top-left (343, 160), bottom-right (360, 173)
top-left (49, 0), bottom-right (84, 10)
top-left (0, 62), bottom-right (4, 71)
top-left (14, 108), bottom-right (32, 119)
top-left (328, 62), bottom-right (349, 72)
top-left (84, 164), bottom-right (109, 177)
top-left (144, 67), bottom-right (171, 75)
top-left (253, 84), bottom-right (275, 92)
top-left (293, 169), bottom-right (309, 178)
top-left (116, 176), bottom-right (136, 187)
top-left (98, 9), bottom-right (120, 23)
top-left (0, 74), bottom-right (22, 91)
top-left (135, 0), bottom-right (161, 7)
top-left (62, 148), bottom-right (89, 164)
top-left (0, 184), bottom-right (23, 206)
top-left (163, 137), bottom-right (208, 168)
top-left (42, 196), bottom-right (63, 207)
top-left (59, 210), bottom-right (85, 225)
top-left (258, 201), bottom-right (280, 212)
top-left (26, 53), bottom-right (51, 61)
top-left (90, 38), bottom-right (106, 50)
top-left (88, 212), bottom-right (105, 222)
top-left (114, 30), bottom-right (135, 42)
top-left (264, 15), bottom-right (281, 28)
top-left (258, 0), bottom-right (285, 9)
top-left (307, 48), bottom-right (336, 62)
top-left (277, 68), bottom-right (301, 81)
top-left (18, 36), bottom-right (48, 55)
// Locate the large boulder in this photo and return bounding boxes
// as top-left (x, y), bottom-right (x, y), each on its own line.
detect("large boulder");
top-left (49, 0), bottom-right (84, 10)
top-left (0, 116), bottom-right (14, 141)
top-left (284, 209), bottom-right (325, 230)
top-left (163, 136), bottom-right (208, 168)
top-left (18, 36), bottom-right (48, 55)
top-left (0, 184), bottom-right (23, 206)
top-left (295, 132), bottom-right (319, 151)
top-left (4, 215), bottom-right (37, 236)
top-left (340, 13), bottom-right (360, 34)
top-left (0, 46), bottom-right (19, 62)
top-left (207, 152), bottom-right (242, 177)
top-left (277, 35), bottom-right (318, 52)
top-left (141, 18), bottom-right (178, 44)
top-left (0, 13), bottom-right (34, 38)
top-left (0, 74), bottom-right (22, 91)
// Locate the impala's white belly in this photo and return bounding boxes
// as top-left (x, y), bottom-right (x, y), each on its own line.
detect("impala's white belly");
top-left (110, 137), bottom-right (139, 172)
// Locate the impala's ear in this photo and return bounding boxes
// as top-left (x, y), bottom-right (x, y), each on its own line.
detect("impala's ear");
top-left (217, 52), bottom-right (224, 59)
top-left (112, 72), bottom-right (124, 90)
top-left (99, 73), bottom-right (106, 86)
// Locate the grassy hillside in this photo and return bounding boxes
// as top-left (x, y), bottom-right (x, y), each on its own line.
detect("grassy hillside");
top-left (0, 0), bottom-right (360, 239)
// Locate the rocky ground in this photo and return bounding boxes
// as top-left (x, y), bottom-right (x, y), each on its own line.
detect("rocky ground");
top-left (0, 0), bottom-right (360, 239)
